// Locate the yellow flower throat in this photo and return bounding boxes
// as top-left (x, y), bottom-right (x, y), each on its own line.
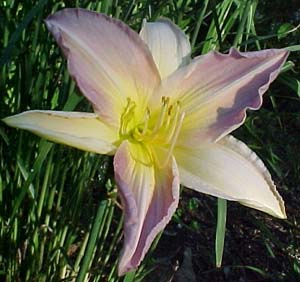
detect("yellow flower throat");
top-left (119, 96), bottom-right (185, 166)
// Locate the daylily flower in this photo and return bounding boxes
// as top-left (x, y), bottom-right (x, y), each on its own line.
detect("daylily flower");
top-left (3, 8), bottom-right (288, 276)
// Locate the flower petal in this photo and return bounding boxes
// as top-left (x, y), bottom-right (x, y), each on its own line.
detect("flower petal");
top-left (139, 19), bottom-right (191, 79)
top-left (3, 111), bottom-right (117, 154)
top-left (154, 48), bottom-right (289, 146)
top-left (46, 8), bottom-right (160, 126)
top-left (114, 141), bottom-right (179, 275)
top-left (175, 135), bottom-right (286, 218)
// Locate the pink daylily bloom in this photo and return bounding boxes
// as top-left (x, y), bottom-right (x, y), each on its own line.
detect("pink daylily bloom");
top-left (3, 8), bottom-right (288, 276)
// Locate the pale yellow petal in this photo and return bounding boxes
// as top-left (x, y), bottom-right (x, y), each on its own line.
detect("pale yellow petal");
top-left (3, 111), bottom-right (118, 154)
top-left (175, 135), bottom-right (286, 218)
top-left (140, 19), bottom-right (191, 79)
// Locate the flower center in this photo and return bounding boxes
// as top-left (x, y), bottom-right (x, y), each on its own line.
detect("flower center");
top-left (119, 97), bottom-right (185, 166)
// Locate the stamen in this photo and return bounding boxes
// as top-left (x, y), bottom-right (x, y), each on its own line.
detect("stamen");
top-left (152, 96), bottom-right (169, 134)
top-left (141, 108), bottom-right (150, 135)
top-left (168, 104), bottom-right (173, 115)
top-left (118, 96), bottom-right (185, 169)
top-left (165, 101), bottom-right (181, 144)
top-left (161, 111), bottom-right (185, 168)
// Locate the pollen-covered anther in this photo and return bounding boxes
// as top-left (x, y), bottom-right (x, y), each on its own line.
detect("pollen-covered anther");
top-left (152, 96), bottom-right (170, 134)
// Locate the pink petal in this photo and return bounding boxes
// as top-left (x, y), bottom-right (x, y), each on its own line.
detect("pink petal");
top-left (46, 9), bottom-right (160, 127)
top-left (113, 141), bottom-right (179, 275)
top-left (153, 48), bottom-right (289, 147)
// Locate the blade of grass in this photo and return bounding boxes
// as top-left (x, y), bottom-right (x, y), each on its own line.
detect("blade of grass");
top-left (76, 200), bottom-right (109, 282)
top-left (215, 198), bottom-right (227, 268)
top-left (278, 74), bottom-right (300, 97)
top-left (191, 0), bottom-right (209, 50)
top-left (123, 270), bottom-right (136, 282)
top-left (232, 0), bottom-right (251, 48)
top-left (10, 141), bottom-right (53, 221)
top-left (286, 44), bottom-right (300, 52)
top-left (0, 0), bottom-right (48, 67)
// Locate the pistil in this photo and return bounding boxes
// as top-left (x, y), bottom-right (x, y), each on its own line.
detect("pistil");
top-left (119, 98), bottom-right (136, 137)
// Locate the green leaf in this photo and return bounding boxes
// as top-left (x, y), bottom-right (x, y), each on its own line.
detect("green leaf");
top-left (10, 140), bottom-right (53, 221)
top-left (286, 45), bottom-right (300, 52)
top-left (277, 23), bottom-right (294, 39)
top-left (0, 126), bottom-right (9, 145)
top-left (215, 198), bottom-right (227, 268)
top-left (123, 270), bottom-right (136, 282)
top-left (280, 61), bottom-right (295, 73)
top-left (278, 74), bottom-right (300, 97)
top-left (77, 200), bottom-right (109, 282)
